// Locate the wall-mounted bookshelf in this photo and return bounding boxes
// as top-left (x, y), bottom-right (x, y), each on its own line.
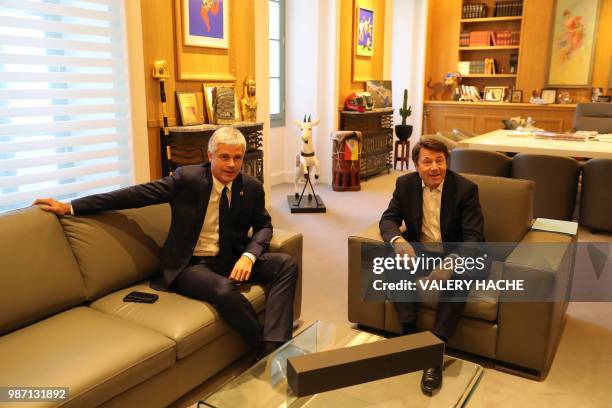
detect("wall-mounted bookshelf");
top-left (459, 45), bottom-right (519, 51)
top-left (458, 0), bottom-right (524, 99)
top-left (462, 74), bottom-right (517, 78)
top-left (461, 16), bottom-right (522, 23)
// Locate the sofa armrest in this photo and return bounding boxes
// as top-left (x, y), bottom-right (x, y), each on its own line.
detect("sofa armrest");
top-left (496, 229), bottom-right (575, 377)
top-left (269, 228), bottom-right (303, 321)
top-left (348, 222), bottom-right (386, 330)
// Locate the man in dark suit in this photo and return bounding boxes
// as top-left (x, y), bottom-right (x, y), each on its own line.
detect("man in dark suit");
top-left (379, 138), bottom-right (484, 395)
top-left (35, 127), bottom-right (298, 358)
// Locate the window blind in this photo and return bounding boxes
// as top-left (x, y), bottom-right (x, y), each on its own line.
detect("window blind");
top-left (0, 0), bottom-right (133, 213)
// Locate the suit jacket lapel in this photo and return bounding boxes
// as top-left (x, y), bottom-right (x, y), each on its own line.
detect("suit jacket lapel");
top-left (230, 173), bottom-right (243, 219)
top-left (440, 172), bottom-right (456, 240)
top-left (198, 165), bottom-right (213, 226)
top-left (413, 176), bottom-right (423, 239)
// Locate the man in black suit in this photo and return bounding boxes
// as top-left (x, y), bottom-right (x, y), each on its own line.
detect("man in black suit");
top-left (379, 139), bottom-right (484, 395)
top-left (35, 127), bottom-right (298, 358)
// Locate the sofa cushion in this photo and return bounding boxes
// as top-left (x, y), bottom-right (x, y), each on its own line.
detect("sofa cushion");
top-left (90, 282), bottom-right (267, 359)
top-left (0, 207), bottom-right (87, 336)
top-left (463, 174), bottom-right (534, 242)
top-left (420, 260), bottom-right (504, 322)
top-left (0, 307), bottom-right (175, 408)
top-left (60, 204), bottom-right (170, 300)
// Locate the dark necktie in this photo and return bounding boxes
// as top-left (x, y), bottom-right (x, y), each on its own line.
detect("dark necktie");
top-left (218, 186), bottom-right (232, 274)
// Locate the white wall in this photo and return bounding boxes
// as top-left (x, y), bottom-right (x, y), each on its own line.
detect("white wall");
top-left (268, 0), bottom-right (427, 184)
top-left (391, 0), bottom-right (429, 171)
top-left (268, 0), bottom-right (339, 186)
top-left (254, 0), bottom-right (272, 199)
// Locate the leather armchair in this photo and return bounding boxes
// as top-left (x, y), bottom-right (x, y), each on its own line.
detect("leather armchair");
top-left (348, 175), bottom-right (575, 379)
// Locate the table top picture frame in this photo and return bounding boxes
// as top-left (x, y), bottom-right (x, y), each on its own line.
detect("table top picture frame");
top-left (484, 87), bottom-right (506, 102)
top-left (511, 90), bottom-right (523, 103)
top-left (541, 89), bottom-right (557, 104)
top-left (182, 0), bottom-right (229, 49)
top-left (176, 91), bottom-right (205, 126)
top-left (203, 82), bottom-right (241, 124)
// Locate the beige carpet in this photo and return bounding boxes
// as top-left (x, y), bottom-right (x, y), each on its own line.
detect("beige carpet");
top-left (268, 170), bottom-right (612, 408)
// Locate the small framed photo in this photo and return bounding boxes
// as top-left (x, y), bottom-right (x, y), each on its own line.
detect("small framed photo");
top-left (484, 86), bottom-right (506, 102)
top-left (540, 89), bottom-right (557, 105)
top-left (176, 92), bottom-right (204, 126)
top-left (511, 90), bottom-right (523, 103)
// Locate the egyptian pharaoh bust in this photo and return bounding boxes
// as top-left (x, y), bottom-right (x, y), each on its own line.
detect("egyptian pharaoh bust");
top-left (241, 76), bottom-right (258, 122)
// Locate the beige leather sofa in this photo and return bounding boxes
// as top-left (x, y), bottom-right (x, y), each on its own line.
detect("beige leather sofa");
top-left (0, 204), bottom-right (302, 407)
top-left (348, 174), bottom-right (575, 379)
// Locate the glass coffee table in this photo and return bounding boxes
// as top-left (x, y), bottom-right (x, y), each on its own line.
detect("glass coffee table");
top-left (199, 321), bottom-right (482, 407)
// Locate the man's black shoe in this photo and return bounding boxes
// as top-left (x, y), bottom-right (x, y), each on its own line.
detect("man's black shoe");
top-left (421, 366), bottom-right (442, 396)
top-left (255, 340), bottom-right (284, 361)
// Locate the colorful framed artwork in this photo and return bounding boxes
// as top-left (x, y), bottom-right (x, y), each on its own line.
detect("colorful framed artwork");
top-left (545, 0), bottom-right (601, 87)
top-left (176, 92), bottom-right (204, 126)
top-left (203, 83), bottom-right (241, 124)
top-left (356, 6), bottom-right (374, 57)
top-left (366, 80), bottom-right (392, 108)
top-left (183, 0), bottom-right (229, 49)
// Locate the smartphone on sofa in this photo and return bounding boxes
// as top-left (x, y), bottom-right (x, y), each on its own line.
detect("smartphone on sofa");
top-left (123, 291), bottom-right (159, 303)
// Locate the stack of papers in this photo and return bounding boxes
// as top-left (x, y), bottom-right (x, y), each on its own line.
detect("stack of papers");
top-left (531, 218), bottom-right (578, 236)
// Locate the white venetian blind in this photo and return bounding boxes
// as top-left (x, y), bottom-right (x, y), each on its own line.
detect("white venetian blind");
top-left (0, 0), bottom-right (133, 213)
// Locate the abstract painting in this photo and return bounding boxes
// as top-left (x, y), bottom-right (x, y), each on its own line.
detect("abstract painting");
top-left (183, 0), bottom-right (229, 49)
top-left (546, 0), bottom-right (600, 87)
top-left (356, 6), bottom-right (374, 57)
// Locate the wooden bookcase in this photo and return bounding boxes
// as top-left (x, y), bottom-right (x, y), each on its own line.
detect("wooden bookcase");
top-left (458, 0), bottom-right (524, 98)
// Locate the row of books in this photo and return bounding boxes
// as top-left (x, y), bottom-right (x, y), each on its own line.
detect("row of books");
top-left (458, 60), bottom-right (486, 75)
top-left (494, 0), bottom-right (523, 17)
top-left (462, 3), bottom-right (487, 19)
top-left (495, 31), bottom-right (520, 45)
top-left (459, 31), bottom-right (520, 47)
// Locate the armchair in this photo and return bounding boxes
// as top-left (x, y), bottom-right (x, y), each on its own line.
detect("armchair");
top-left (348, 174), bottom-right (575, 379)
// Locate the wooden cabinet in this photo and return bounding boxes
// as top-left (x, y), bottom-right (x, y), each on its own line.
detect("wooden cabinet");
top-left (162, 123), bottom-right (264, 183)
top-left (340, 109), bottom-right (393, 179)
top-left (423, 101), bottom-right (576, 134)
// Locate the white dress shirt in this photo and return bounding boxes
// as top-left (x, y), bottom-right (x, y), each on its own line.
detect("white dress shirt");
top-left (390, 179), bottom-right (444, 244)
top-left (420, 180), bottom-right (444, 243)
top-left (192, 176), bottom-right (255, 262)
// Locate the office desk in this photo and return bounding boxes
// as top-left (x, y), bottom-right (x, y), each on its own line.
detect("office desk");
top-left (458, 129), bottom-right (612, 159)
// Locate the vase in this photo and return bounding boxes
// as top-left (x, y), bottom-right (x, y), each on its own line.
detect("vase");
top-left (395, 124), bottom-right (413, 141)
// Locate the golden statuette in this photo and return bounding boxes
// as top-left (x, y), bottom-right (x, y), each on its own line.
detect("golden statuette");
top-left (241, 76), bottom-right (258, 122)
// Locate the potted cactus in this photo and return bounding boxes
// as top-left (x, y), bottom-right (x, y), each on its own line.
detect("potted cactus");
top-left (395, 89), bottom-right (413, 141)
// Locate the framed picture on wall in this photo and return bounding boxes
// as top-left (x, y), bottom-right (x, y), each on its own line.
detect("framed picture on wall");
top-left (355, 6), bottom-right (374, 57)
top-left (545, 0), bottom-right (601, 87)
top-left (182, 0), bottom-right (229, 49)
top-left (176, 92), bottom-right (205, 126)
